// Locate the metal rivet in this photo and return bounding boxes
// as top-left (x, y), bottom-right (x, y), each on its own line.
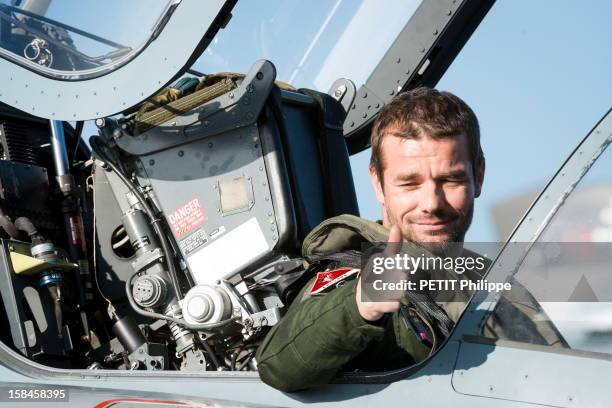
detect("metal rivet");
top-left (178, 150), bottom-right (184, 157)
top-left (421, 48), bottom-right (426, 53)
top-left (149, 159), bottom-right (155, 165)
top-left (256, 72), bottom-right (264, 80)
top-left (362, 113), bottom-right (367, 118)
top-left (350, 122), bottom-right (355, 127)
top-left (375, 103), bottom-right (380, 108)
top-left (208, 142), bottom-right (213, 148)
top-left (447, 9), bottom-right (452, 15)
top-left (433, 29), bottom-right (439, 35)
top-left (362, 92), bottom-right (367, 98)
top-left (396, 58), bottom-right (401, 63)
top-left (390, 90), bottom-right (395, 95)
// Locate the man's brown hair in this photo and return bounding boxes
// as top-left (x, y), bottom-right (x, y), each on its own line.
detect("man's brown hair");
top-left (370, 87), bottom-right (483, 186)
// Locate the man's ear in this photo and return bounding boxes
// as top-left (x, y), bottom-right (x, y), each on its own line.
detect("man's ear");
top-left (369, 165), bottom-right (386, 205)
top-left (474, 157), bottom-right (485, 198)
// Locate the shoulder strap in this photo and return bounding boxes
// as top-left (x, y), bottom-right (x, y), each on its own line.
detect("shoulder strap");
top-left (304, 249), bottom-right (362, 269)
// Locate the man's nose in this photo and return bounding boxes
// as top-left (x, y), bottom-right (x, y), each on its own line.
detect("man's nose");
top-left (419, 181), bottom-right (446, 214)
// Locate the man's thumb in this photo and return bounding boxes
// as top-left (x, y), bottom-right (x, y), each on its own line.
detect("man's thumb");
top-left (385, 225), bottom-right (403, 255)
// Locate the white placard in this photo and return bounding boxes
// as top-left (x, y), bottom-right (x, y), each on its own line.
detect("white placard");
top-left (187, 218), bottom-right (269, 284)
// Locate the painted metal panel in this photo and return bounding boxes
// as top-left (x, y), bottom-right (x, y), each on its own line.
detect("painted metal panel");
top-left (0, 0), bottom-right (232, 121)
top-left (453, 340), bottom-right (612, 407)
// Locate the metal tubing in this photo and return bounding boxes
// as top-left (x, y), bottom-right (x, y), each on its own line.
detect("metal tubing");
top-left (49, 120), bottom-right (70, 178)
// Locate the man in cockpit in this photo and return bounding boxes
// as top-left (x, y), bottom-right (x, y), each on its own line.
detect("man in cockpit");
top-left (255, 87), bottom-right (559, 392)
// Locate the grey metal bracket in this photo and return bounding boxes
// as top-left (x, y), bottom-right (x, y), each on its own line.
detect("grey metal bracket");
top-left (116, 60), bottom-right (277, 156)
top-left (344, 85), bottom-right (385, 133)
top-left (328, 78), bottom-right (356, 116)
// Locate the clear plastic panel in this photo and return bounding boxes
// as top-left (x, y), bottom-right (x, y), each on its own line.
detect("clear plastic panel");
top-left (194, 0), bottom-right (422, 91)
top-left (0, 0), bottom-right (172, 79)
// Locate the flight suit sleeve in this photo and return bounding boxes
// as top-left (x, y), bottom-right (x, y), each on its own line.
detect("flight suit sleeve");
top-left (256, 274), bottom-right (385, 392)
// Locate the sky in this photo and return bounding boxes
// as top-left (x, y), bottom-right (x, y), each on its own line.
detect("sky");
top-left (38, 0), bottom-right (611, 244)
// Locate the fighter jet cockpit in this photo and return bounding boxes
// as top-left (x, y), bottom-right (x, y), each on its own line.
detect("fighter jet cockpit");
top-left (0, 0), bottom-right (492, 374)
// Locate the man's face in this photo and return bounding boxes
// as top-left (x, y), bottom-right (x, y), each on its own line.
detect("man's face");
top-left (369, 130), bottom-right (484, 244)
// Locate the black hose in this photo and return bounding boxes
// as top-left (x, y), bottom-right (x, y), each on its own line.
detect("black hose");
top-left (201, 339), bottom-right (221, 370)
top-left (71, 121), bottom-right (84, 164)
top-left (236, 352), bottom-right (255, 371)
top-left (90, 136), bottom-right (182, 300)
top-left (230, 352), bottom-right (238, 371)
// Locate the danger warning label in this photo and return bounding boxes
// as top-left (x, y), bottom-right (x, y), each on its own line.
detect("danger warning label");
top-left (168, 198), bottom-right (208, 238)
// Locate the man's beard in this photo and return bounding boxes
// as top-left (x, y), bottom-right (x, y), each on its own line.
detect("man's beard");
top-left (386, 203), bottom-right (474, 256)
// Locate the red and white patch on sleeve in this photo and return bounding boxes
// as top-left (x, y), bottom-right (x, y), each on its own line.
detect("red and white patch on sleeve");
top-left (309, 267), bottom-right (359, 295)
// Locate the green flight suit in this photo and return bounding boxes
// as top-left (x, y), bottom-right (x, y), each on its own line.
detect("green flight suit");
top-left (256, 214), bottom-right (565, 392)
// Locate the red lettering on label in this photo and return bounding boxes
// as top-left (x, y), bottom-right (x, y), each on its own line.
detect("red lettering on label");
top-left (168, 198), bottom-right (208, 238)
